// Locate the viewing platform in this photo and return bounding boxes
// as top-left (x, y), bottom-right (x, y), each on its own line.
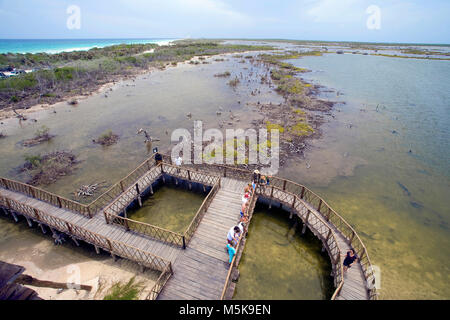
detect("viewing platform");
top-left (0, 155), bottom-right (377, 300)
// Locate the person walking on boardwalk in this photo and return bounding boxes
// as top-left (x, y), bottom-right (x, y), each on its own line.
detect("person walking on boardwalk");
top-left (343, 249), bottom-right (359, 272)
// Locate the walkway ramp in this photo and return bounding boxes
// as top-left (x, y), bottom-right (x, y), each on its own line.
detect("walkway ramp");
top-left (0, 187), bottom-right (181, 264)
top-left (157, 177), bottom-right (248, 300)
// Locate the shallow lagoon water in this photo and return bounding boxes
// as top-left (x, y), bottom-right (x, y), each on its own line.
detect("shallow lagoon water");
top-left (233, 205), bottom-right (333, 300)
top-left (0, 46), bottom-right (449, 299)
top-left (127, 186), bottom-right (205, 234)
top-left (279, 53), bottom-right (450, 299)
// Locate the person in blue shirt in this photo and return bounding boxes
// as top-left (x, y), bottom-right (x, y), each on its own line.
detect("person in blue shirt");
top-left (227, 244), bottom-right (237, 264)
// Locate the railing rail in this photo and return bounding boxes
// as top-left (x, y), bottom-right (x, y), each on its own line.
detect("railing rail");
top-left (103, 162), bottom-right (221, 248)
top-left (183, 179), bottom-right (220, 245)
top-left (193, 163), bottom-right (376, 300)
top-left (0, 177), bottom-right (92, 218)
top-left (146, 262), bottom-right (173, 300)
top-left (220, 183), bottom-right (258, 300)
top-left (0, 194), bottom-right (171, 272)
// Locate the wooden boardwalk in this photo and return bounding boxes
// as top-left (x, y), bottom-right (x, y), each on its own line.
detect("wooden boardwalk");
top-left (0, 158), bottom-right (376, 300)
top-left (0, 187), bottom-right (181, 264)
top-left (157, 178), bottom-right (248, 300)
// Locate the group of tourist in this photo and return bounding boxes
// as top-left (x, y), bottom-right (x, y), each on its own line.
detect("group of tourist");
top-left (225, 170), bottom-right (272, 265)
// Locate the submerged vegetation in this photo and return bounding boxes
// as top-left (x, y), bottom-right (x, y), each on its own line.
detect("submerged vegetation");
top-left (22, 125), bottom-right (54, 147)
top-left (21, 151), bottom-right (79, 186)
top-left (214, 71), bottom-right (231, 77)
top-left (94, 129), bottom-right (119, 146)
top-left (227, 77), bottom-right (240, 88)
top-left (0, 40), bottom-right (273, 110)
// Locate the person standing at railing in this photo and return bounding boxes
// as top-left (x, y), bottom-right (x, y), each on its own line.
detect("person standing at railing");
top-left (227, 243), bottom-right (237, 264)
top-left (175, 156), bottom-right (182, 173)
top-left (253, 169), bottom-right (260, 184)
top-left (155, 152), bottom-right (163, 165)
top-left (227, 225), bottom-right (242, 247)
top-left (343, 249), bottom-right (359, 272)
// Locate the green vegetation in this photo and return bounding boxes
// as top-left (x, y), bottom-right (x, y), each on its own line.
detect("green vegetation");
top-left (276, 76), bottom-right (305, 95)
top-left (0, 40), bottom-right (274, 110)
top-left (371, 53), bottom-right (450, 61)
top-left (21, 151), bottom-right (78, 186)
top-left (95, 129), bottom-right (119, 146)
top-left (103, 277), bottom-right (144, 300)
top-left (214, 71), bottom-right (231, 77)
top-left (23, 154), bottom-right (42, 169)
top-left (289, 121), bottom-right (314, 137)
top-left (34, 125), bottom-right (50, 138)
top-left (266, 121), bottom-right (285, 133)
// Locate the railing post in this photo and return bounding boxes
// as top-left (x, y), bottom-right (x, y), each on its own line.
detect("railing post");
top-left (1, 178), bottom-right (8, 190)
top-left (57, 196), bottom-right (62, 208)
top-left (223, 167), bottom-right (227, 177)
top-left (28, 185), bottom-right (35, 198)
top-left (66, 222), bottom-right (73, 234)
top-left (147, 160), bottom-right (152, 171)
top-left (318, 199), bottom-right (322, 213)
top-left (106, 239), bottom-right (113, 252)
top-left (120, 181), bottom-right (125, 192)
top-left (187, 170), bottom-right (191, 181)
top-left (182, 236), bottom-right (186, 250)
top-left (270, 186), bottom-right (274, 198)
top-left (325, 229), bottom-right (332, 242)
top-left (349, 231), bottom-right (355, 244)
top-left (326, 208), bottom-right (331, 221)
top-left (300, 186), bottom-right (305, 199)
top-left (291, 196), bottom-right (296, 208)
top-left (282, 180), bottom-right (287, 191)
top-left (104, 211), bottom-right (109, 224)
top-left (33, 208), bottom-right (40, 220)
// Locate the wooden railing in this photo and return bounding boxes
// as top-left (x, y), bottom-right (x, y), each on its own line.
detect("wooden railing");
top-left (183, 179), bottom-right (220, 245)
top-left (103, 162), bottom-right (221, 248)
top-left (221, 184), bottom-right (258, 300)
top-left (257, 184), bottom-right (344, 298)
top-left (146, 262), bottom-right (173, 300)
top-left (0, 155), bottom-right (159, 219)
top-left (0, 177), bottom-right (92, 218)
top-left (262, 176), bottom-right (377, 299)
top-left (0, 194), bottom-right (171, 273)
top-left (193, 163), bottom-right (376, 300)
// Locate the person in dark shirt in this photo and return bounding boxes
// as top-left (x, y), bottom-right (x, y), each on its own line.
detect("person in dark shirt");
top-left (343, 249), bottom-right (359, 272)
top-left (155, 152), bottom-right (163, 165)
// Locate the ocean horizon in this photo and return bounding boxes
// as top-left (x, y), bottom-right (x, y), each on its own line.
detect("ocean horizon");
top-left (0, 38), bottom-right (178, 54)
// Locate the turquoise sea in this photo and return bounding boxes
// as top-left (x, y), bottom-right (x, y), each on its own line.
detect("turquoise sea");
top-left (0, 38), bottom-right (176, 54)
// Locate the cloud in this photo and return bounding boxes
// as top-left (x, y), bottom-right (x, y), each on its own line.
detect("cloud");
top-left (306, 0), bottom-right (365, 24)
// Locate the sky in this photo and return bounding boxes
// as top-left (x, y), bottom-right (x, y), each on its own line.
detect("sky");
top-left (0, 0), bottom-right (449, 44)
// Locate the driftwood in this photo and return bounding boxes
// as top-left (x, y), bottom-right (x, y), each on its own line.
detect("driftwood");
top-left (137, 128), bottom-right (160, 143)
top-left (15, 274), bottom-right (92, 291)
top-left (13, 109), bottom-right (27, 120)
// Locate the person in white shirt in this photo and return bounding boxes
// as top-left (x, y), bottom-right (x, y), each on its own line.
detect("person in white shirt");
top-left (227, 225), bottom-right (242, 247)
top-left (175, 156), bottom-right (182, 173)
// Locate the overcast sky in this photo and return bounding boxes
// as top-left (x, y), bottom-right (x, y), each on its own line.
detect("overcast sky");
top-left (0, 0), bottom-right (449, 44)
